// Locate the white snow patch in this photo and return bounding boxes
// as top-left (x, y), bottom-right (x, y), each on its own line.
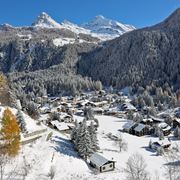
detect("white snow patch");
top-left (53, 38), bottom-right (75, 47)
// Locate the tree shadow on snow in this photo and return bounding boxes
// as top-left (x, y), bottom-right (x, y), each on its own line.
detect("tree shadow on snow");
top-left (141, 146), bottom-right (156, 153)
top-left (50, 136), bottom-right (80, 158)
top-left (164, 160), bottom-right (180, 166)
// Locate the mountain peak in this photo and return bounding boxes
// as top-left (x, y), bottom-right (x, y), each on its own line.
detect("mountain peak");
top-left (94, 15), bottom-right (105, 20)
top-left (32, 12), bottom-right (61, 29)
top-left (81, 15), bottom-right (135, 36)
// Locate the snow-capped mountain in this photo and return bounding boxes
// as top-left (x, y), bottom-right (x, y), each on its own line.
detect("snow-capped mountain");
top-left (32, 12), bottom-right (62, 29)
top-left (31, 12), bottom-right (135, 40)
top-left (81, 15), bottom-right (135, 38)
top-left (61, 20), bottom-right (90, 34)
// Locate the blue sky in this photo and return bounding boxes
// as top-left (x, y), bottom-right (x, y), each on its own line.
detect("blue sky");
top-left (0, 0), bottom-right (180, 28)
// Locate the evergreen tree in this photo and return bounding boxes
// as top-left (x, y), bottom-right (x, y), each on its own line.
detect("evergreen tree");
top-left (84, 107), bottom-right (94, 120)
top-left (16, 109), bottom-right (27, 133)
top-left (89, 122), bottom-right (99, 152)
top-left (149, 139), bottom-right (152, 148)
top-left (77, 120), bottom-right (93, 160)
top-left (26, 101), bottom-right (39, 119)
top-left (174, 126), bottom-right (180, 139)
top-left (0, 108), bottom-right (20, 156)
top-left (71, 120), bottom-right (79, 144)
top-left (159, 130), bottom-right (164, 140)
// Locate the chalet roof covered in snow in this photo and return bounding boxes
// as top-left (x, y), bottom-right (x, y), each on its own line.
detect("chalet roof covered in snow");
top-left (50, 121), bottom-right (73, 131)
top-left (123, 121), bottom-right (136, 130)
top-left (134, 123), bottom-right (146, 132)
top-left (90, 153), bottom-right (111, 167)
top-left (121, 102), bottom-right (136, 111)
top-left (153, 139), bottom-right (171, 146)
top-left (150, 116), bottom-right (164, 123)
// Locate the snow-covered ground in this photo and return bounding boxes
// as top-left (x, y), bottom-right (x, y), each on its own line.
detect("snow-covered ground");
top-left (3, 112), bottom-right (179, 179)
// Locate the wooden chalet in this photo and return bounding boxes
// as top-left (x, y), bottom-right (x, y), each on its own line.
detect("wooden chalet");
top-left (151, 139), bottom-right (171, 151)
top-left (89, 153), bottom-right (115, 173)
top-left (123, 121), bottom-right (137, 134)
top-left (134, 123), bottom-right (150, 136)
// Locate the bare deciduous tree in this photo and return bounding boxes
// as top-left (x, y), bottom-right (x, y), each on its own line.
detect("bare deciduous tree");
top-left (0, 154), bottom-right (18, 180)
top-left (124, 153), bottom-right (151, 180)
top-left (0, 154), bottom-right (8, 180)
top-left (164, 152), bottom-right (180, 180)
top-left (115, 133), bottom-right (128, 152)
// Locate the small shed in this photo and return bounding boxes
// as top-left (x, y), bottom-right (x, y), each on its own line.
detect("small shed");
top-left (151, 139), bottom-right (171, 151)
top-left (49, 121), bottom-right (74, 133)
top-left (89, 153), bottom-right (115, 172)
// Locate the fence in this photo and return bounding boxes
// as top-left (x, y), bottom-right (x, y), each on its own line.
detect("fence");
top-left (23, 129), bottom-right (47, 138)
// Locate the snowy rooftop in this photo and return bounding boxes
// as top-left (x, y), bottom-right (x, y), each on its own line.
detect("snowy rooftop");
top-left (134, 123), bottom-right (146, 132)
top-left (122, 102), bottom-right (136, 111)
top-left (50, 121), bottom-right (73, 131)
top-left (90, 153), bottom-right (111, 167)
top-left (123, 121), bottom-right (136, 130)
top-left (150, 116), bottom-right (165, 122)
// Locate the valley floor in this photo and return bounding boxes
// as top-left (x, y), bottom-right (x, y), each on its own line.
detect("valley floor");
top-left (7, 115), bottom-right (179, 180)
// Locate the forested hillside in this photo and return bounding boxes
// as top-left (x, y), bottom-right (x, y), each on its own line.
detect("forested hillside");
top-left (78, 8), bottom-right (180, 91)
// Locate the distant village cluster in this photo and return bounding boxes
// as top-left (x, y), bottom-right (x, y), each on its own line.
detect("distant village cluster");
top-left (24, 88), bottom-right (180, 172)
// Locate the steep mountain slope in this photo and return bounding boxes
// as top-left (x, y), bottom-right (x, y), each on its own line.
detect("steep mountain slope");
top-left (32, 12), bottom-right (62, 29)
top-left (0, 12), bottom-right (135, 73)
top-left (78, 9), bottom-right (180, 89)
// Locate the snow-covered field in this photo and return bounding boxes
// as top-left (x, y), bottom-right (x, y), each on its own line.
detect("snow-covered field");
top-left (4, 113), bottom-right (179, 180)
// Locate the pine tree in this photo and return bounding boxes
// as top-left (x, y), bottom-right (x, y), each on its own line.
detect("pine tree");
top-left (174, 126), bottom-right (180, 139)
top-left (1, 108), bottom-right (20, 156)
top-left (71, 120), bottom-right (79, 143)
top-left (89, 122), bottom-right (99, 152)
top-left (77, 120), bottom-right (93, 160)
top-left (159, 130), bottom-right (164, 140)
top-left (154, 126), bottom-right (161, 137)
top-left (16, 109), bottom-right (27, 133)
top-left (149, 139), bottom-right (152, 148)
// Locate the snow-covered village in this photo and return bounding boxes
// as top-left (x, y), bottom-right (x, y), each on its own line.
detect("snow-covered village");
top-left (0, 1), bottom-right (180, 180)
